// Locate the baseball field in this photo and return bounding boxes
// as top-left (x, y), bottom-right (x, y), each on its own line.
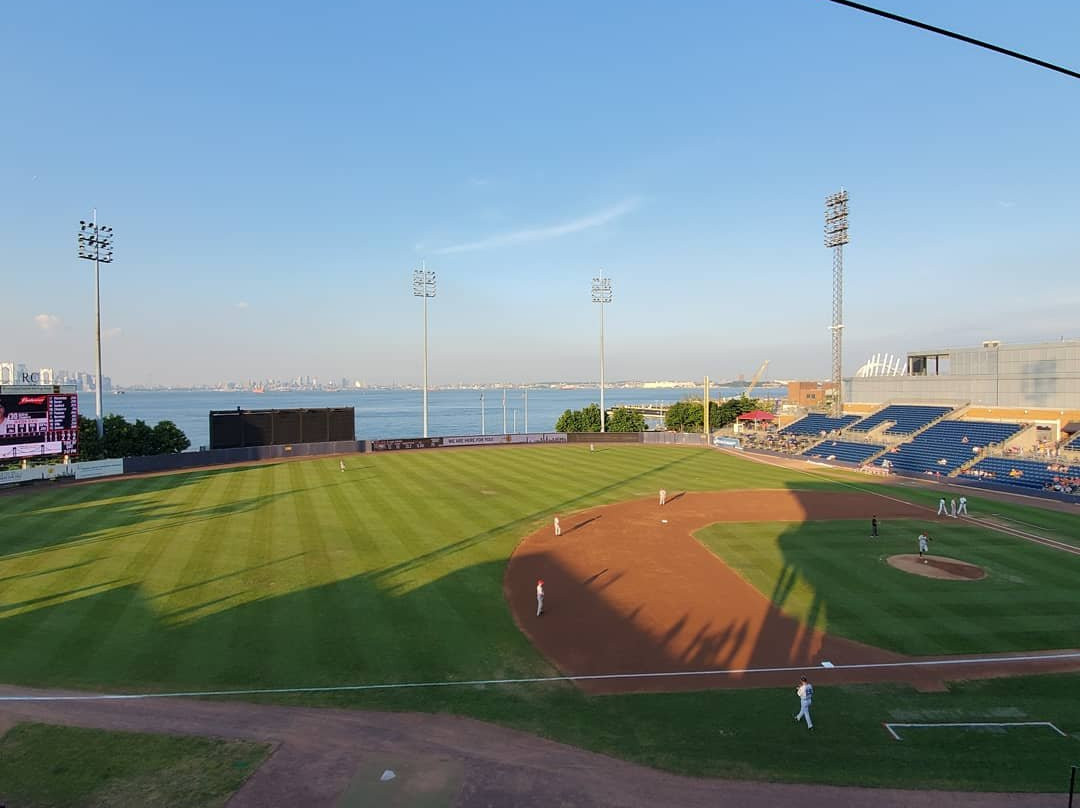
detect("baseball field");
top-left (2, 444), bottom-right (1079, 795)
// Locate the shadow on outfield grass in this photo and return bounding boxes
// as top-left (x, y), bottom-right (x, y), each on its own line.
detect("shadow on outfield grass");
top-left (0, 483), bottom-right (346, 561)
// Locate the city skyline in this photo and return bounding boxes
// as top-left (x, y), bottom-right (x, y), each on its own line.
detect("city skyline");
top-left (4, 2), bottom-right (1079, 386)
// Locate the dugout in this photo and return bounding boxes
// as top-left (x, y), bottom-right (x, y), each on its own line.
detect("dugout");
top-left (209, 407), bottom-right (355, 450)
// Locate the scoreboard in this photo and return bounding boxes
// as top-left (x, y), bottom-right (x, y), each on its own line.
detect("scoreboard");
top-left (0, 393), bottom-right (79, 459)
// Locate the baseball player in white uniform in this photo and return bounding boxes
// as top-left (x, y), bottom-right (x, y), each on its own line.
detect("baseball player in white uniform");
top-left (536, 579), bottom-right (545, 616)
top-left (339, 459), bottom-right (346, 472)
top-left (937, 497), bottom-right (948, 516)
top-left (794, 676), bottom-right (814, 729)
top-left (957, 496), bottom-right (968, 516)
top-left (918, 532), bottom-right (931, 562)
top-left (950, 498), bottom-right (958, 518)
top-left (553, 517), bottom-right (561, 536)
top-left (659, 489), bottom-right (667, 506)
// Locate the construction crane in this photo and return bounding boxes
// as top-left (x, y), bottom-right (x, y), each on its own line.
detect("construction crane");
top-left (743, 360), bottom-right (770, 399)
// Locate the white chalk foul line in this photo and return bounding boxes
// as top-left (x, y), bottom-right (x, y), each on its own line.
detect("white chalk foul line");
top-left (3, 651), bottom-right (1080, 703)
top-left (884, 721), bottom-right (1068, 741)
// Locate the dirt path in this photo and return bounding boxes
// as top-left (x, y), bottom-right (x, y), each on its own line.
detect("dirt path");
top-left (505, 490), bottom-right (1080, 693)
top-left (0, 684), bottom-right (1064, 808)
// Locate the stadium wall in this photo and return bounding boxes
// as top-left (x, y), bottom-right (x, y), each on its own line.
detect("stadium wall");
top-left (123, 440), bottom-right (365, 474)
top-left (845, 341), bottom-right (1080, 408)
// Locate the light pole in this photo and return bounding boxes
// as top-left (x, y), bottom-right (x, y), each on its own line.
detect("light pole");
top-left (824, 190), bottom-right (849, 418)
top-left (502, 388), bottom-right (507, 434)
top-left (522, 388), bottom-right (528, 434)
top-left (412, 263), bottom-right (436, 437)
top-left (77, 212), bottom-right (114, 439)
top-left (480, 391), bottom-right (486, 435)
top-left (591, 271), bottom-right (612, 432)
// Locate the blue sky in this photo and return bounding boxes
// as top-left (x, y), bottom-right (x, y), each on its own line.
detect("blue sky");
top-left (3, 1), bottom-right (1079, 385)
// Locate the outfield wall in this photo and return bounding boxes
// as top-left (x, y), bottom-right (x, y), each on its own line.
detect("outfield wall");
top-left (123, 440), bottom-right (365, 474)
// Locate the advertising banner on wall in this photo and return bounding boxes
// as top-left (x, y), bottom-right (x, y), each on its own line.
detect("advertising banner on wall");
top-left (373, 433), bottom-right (568, 451)
top-left (73, 458), bottom-right (125, 480)
top-left (0, 467), bottom-right (45, 486)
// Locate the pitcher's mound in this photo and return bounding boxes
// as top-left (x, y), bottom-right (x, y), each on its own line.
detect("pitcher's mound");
top-left (887, 554), bottom-right (986, 581)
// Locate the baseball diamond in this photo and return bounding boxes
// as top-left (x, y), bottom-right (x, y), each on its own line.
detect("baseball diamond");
top-left (1, 444), bottom-right (1080, 804)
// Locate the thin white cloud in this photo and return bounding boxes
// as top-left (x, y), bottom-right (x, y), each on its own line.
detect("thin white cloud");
top-left (34, 313), bottom-right (59, 332)
top-left (997, 200), bottom-right (1017, 208)
top-left (432, 197), bottom-right (641, 255)
top-left (467, 177), bottom-right (491, 187)
top-left (104, 327), bottom-right (123, 339)
top-left (234, 301), bottom-right (250, 310)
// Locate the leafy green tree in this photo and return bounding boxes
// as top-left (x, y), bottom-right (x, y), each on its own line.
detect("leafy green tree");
top-left (606, 407), bottom-right (646, 433)
top-left (664, 399), bottom-right (702, 432)
top-left (150, 420), bottom-right (191, 454)
top-left (77, 413), bottom-right (191, 459)
top-left (76, 415), bottom-right (105, 461)
top-left (715, 397), bottom-right (771, 428)
top-left (664, 397), bottom-right (772, 432)
top-left (555, 403), bottom-right (602, 432)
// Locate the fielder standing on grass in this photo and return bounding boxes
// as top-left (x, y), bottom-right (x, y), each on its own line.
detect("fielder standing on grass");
top-left (937, 497), bottom-right (948, 516)
top-left (950, 498), bottom-right (958, 518)
top-left (794, 675), bottom-right (814, 730)
top-left (339, 459), bottom-right (346, 472)
top-left (870, 515), bottom-right (879, 538)
top-left (958, 496), bottom-right (968, 516)
top-left (536, 579), bottom-right (544, 616)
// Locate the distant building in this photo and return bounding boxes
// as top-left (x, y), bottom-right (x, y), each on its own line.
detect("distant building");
top-left (787, 381), bottom-right (835, 408)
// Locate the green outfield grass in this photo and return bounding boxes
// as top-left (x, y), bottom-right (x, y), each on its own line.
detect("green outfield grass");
top-left (1, 445), bottom-right (1079, 791)
top-left (695, 518), bottom-right (1080, 655)
top-left (0, 722), bottom-right (268, 807)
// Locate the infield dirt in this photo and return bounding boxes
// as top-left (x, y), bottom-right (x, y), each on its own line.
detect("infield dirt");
top-left (505, 490), bottom-right (1080, 693)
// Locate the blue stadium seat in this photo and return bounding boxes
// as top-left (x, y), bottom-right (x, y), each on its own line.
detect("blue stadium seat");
top-left (847, 405), bottom-right (952, 436)
top-left (780, 413), bottom-right (860, 436)
top-left (882, 420), bottom-right (1022, 476)
top-left (964, 457), bottom-right (1080, 493)
top-left (802, 441), bottom-right (884, 464)
top-left (1066, 433), bottom-right (1080, 452)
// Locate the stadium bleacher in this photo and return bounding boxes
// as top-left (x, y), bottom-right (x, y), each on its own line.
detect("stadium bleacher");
top-left (1066, 432), bottom-right (1080, 452)
top-left (964, 457), bottom-right (1080, 493)
top-left (802, 441), bottom-right (884, 464)
top-left (780, 413), bottom-right (860, 436)
top-left (847, 404), bottom-right (952, 436)
top-left (882, 420), bottom-right (1022, 476)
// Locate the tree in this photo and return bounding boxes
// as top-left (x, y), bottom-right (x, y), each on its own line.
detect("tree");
top-left (76, 415), bottom-right (105, 461)
top-left (664, 397), bottom-right (773, 432)
top-left (664, 399), bottom-right (703, 432)
top-left (715, 397), bottom-right (770, 428)
top-left (150, 420), bottom-right (191, 454)
top-left (76, 413), bottom-right (190, 460)
top-left (606, 407), bottom-right (646, 433)
top-left (556, 403), bottom-right (602, 433)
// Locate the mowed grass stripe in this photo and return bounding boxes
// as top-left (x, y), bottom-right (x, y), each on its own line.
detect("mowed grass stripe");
top-left (0, 474), bottom-right (199, 685)
top-left (97, 468), bottom-right (253, 688)
top-left (302, 460), bottom-right (377, 683)
top-left (165, 466), bottom-right (271, 687)
top-left (364, 457), bottom-right (499, 680)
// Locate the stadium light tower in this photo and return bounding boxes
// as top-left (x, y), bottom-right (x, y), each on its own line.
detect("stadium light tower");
top-left (77, 211), bottom-right (114, 439)
top-left (824, 190), bottom-right (849, 418)
top-left (591, 271), bottom-right (613, 432)
top-left (412, 263), bottom-right (436, 438)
